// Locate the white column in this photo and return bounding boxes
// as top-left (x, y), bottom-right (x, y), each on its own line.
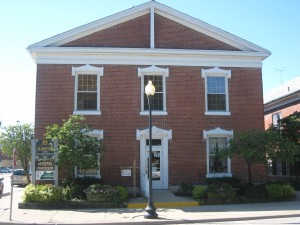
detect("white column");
top-left (150, 6), bottom-right (155, 49)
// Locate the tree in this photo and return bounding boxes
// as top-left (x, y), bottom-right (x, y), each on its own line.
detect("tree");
top-left (45, 115), bottom-right (103, 180)
top-left (269, 111), bottom-right (300, 186)
top-left (223, 130), bottom-right (268, 184)
top-left (0, 123), bottom-right (34, 183)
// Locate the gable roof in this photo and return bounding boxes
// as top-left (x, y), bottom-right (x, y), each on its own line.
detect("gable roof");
top-left (27, 1), bottom-right (270, 66)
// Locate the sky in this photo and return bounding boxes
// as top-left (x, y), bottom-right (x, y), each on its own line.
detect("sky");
top-left (0, 0), bottom-right (299, 126)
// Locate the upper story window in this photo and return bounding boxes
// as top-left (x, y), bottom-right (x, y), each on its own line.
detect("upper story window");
top-left (138, 65), bottom-right (169, 115)
top-left (202, 67), bottom-right (231, 116)
top-left (72, 64), bottom-right (103, 115)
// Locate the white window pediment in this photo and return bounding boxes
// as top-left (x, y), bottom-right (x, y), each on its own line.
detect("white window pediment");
top-left (138, 65), bottom-right (169, 77)
top-left (72, 64), bottom-right (104, 76)
top-left (203, 127), bottom-right (233, 139)
top-left (136, 126), bottom-right (172, 140)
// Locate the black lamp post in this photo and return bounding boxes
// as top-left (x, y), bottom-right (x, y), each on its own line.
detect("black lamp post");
top-left (144, 81), bottom-right (158, 219)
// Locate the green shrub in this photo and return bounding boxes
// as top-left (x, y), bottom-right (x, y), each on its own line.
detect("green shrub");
top-left (265, 184), bottom-right (295, 199)
top-left (243, 184), bottom-right (266, 198)
top-left (177, 182), bottom-right (194, 195)
top-left (23, 184), bottom-right (67, 203)
top-left (115, 186), bottom-right (128, 201)
top-left (192, 186), bottom-right (206, 199)
top-left (206, 177), bottom-right (241, 185)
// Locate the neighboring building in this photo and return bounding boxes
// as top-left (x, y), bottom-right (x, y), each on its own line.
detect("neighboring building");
top-left (28, 1), bottom-right (270, 196)
top-left (264, 76), bottom-right (300, 178)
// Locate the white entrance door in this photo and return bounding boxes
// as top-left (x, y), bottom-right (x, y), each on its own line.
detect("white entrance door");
top-left (136, 126), bottom-right (172, 197)
top-left (146, 144), bottom-right (163, 189)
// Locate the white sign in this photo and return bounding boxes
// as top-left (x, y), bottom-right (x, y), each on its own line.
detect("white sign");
top-left (121, 169), bottom-right (131, 177)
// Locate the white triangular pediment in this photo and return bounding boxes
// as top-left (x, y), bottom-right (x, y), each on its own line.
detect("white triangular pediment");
top-left (203, 127), bottom-right (233, 139)
top-left (28, 1), bottom-right (270, 54)
top-left (136, 126), bottom-right (172, 140)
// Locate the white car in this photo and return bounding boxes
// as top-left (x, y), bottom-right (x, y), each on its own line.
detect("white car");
top-left (11, 169), bottom-right (31, 185)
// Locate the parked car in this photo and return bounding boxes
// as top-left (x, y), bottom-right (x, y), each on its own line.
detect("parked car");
top-left (11, 169), bottom-right (31, 185)
top-left (0, 167), bottom-right (12, 173)
top-left (0, 177), bottom-right (4, 198)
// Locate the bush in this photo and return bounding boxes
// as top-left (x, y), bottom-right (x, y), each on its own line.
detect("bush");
top-left (206, 177), bottom-right (241, 185)
top-left (23, 184), bottom-right (67, 203)
top-left (192, 186), bottom-right (206, 199)
top-left (265, 184), bottom-right (295, 199)
top-left (243, 184), bottom-right (266, 198)
top-left (177, 182), bottom-right (194, 196)
top-left (61, 176), bottom-right (102, 200)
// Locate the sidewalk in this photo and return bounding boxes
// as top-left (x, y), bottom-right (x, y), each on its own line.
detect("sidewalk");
top-left (1, 189), bottom-right (300, 224)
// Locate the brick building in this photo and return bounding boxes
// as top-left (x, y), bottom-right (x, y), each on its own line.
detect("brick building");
top-left (264, 76), bottom-right (300, 177)
top-left (28, 1), bottom-right (270, 196)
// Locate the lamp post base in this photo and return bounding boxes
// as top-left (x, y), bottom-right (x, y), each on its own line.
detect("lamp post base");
top-left (144, 201), bottom-right (158, 219)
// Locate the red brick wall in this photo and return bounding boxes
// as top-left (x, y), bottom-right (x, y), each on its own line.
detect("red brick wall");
top-left (62, 14), bottom-right (150, 48)
top-left (264, 103), bottom-right (300, 129)
top-left (155, 14), bottom-right (240, 51)
top-left (61, 13), bottom-right (240, 51)
top-left (35, 64), bottom-right (266, 185)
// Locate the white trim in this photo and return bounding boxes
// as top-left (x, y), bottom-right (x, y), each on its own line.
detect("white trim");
top-left (203, 127), bottom-right (233, 178)
top-left (72, 64), bottom-right (103, 115)
top-left (28, 47), bottom-right (267, 67)
top-left (138, 65), bottom-right (169, 114)
top-left (84, 129), bottom-right (104, 140)
top-left (202, 67), bottom-right (231, 115)
top-left (140, 111), bottom-right (168, 116)
top-left (150, 6), bottom-right (155, 49)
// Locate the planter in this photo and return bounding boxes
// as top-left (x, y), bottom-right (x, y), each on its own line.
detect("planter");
top-left (207, 190), bottom-right (237, 199)
top-left (86, 193), bottom-right (112, 202)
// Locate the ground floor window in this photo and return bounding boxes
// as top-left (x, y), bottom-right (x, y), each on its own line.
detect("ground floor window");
top-left (203, 127), bottom-right (233, 178)
top-left (267, 159), bottom-right (296, 176)
top-left (208, 137), bottom-right (228, 173)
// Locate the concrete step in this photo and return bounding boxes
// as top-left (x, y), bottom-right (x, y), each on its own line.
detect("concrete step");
top-left (127, 190), bottom-right (199, 208)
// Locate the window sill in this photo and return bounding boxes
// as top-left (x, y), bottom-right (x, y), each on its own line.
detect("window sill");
top-left (205, 111), bottom-right (231, 116)
top-left (140, 111), bottom-right (168, 116)
top-left (206, 173), bottom-right (232, 178)
top-left (73, 111), bottom-right (101, 115)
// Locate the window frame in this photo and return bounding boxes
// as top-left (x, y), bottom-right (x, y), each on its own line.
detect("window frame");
top-left (72, 64), bottom-right (104, 115)
top-left (202, 67), bottom-right (231, 116)
top-left (138, 65), bottom-right (169, 116)
top-left (203, 127), bottom-right (233, 178)
top-left (74, 129), bottom-right (103, 178)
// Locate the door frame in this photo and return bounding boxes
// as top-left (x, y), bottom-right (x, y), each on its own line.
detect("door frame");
top-left (136, 126), bottom-right (172, 197)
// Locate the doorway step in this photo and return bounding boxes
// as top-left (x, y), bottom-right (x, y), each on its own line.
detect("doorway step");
top-left (127, 190), bottom-right (198, 208)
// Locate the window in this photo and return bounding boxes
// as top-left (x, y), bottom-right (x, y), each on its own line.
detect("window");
top-left (202, 67), bottom-right (231, 116)
top-left (75, 129), bottom-right (103, 178)
top-left (203, 127), bottom-right (233, 178)
top-left (267, 159), bottom-right (296, 176)
top-left (138, 65), bottom-right (169, 115)
top-left (272, 112), bottom-right (281, 128)
top-left (72, 64), bottom-right (103, 115)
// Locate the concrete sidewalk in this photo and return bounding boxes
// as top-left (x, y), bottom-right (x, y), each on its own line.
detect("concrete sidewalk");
top-left (1, 190), bottom-right (300, 224)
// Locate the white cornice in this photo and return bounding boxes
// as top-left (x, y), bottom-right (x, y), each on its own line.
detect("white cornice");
top-left (28, 47), bottom-right (267, 68)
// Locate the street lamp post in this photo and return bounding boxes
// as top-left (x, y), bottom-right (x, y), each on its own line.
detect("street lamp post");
top-left (144, 81), bottom-right (158, 219)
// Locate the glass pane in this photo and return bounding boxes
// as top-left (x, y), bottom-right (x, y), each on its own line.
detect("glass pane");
top-left (77, 93), bottom-right (97, 110)
top-left (144, 75), bottom-right (164, 111)
top-left (78, 74), bottom-right (97, 91)
top-left (152, 151), bottom-right (160, 180)
top-left (78, 168), bottom-right (97, 176)
top-left (208, 94), bottom-right (226, 110)
top-left (207, 77), bottom-right (225, 94)
top-left (146, 139), bottom-right (162, 146)
top-left (209, 138), bottom-right (228, 173)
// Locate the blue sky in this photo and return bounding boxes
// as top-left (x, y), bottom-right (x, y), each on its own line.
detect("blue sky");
top-left (0, 0), bottom-right (299, 126)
